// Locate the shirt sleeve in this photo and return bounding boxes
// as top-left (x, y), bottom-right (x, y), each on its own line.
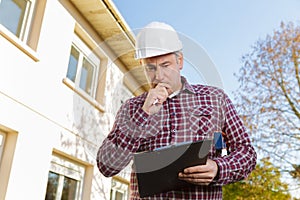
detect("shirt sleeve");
top-left (96, 99), bottom-right (154, 177)
top-left (212, 91), bottom-right (257, 185)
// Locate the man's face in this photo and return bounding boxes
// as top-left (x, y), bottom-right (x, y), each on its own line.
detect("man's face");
top-left (142, 53), bottom-right (183, 95)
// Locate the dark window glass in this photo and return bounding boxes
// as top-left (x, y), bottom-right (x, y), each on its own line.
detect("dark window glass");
top-left (61, 176), bottom-right (77, 200)
top-left (45, 172), bottom-right (59, 200)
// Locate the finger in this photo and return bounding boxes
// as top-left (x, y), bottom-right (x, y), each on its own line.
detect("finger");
top-left (155, 85), bottom-right (169, 96)
top-left (178, 172), bottom-right (212, 179)
top-left (178, 173), bottom-right (214, 185)
top-left (150, 90), bottom-right (168, 104)
top-left (183, 165), bottom-right (208, 174)
top-left (148, 88), bottom-right (166, 100)
top-left (155, 83), bottom-right (173, 95)
top-left (156, 82), bottom-right (171, 89)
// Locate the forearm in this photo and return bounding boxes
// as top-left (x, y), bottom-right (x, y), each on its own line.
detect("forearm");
top-left (97, 131), bottom-right (139, 177)
top-left (213, 143), bottom-right (257, 185)
top-left (97, 105), bottom-right (155, 177)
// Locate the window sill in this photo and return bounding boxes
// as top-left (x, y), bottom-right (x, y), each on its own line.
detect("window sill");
top-left (0, 25), bottom-right (39, 62)
top-left (62, 78), bottom-right (105, 112)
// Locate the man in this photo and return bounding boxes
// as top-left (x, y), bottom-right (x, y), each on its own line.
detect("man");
top-left (97, 21), bottom-right (257, 199)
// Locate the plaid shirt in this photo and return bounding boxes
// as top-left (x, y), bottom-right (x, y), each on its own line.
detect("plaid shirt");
top-left (97, 77), bottom-right (257, 200)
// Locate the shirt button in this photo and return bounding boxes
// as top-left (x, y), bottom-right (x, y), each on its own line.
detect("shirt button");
top-left (172, 129), bottom-right (176, 133)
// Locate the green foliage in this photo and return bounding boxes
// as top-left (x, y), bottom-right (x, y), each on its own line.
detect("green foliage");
top-left (223, 158), bottom-right (291, 200)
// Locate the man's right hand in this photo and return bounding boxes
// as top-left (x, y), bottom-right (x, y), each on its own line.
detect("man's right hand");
top-left (142, 83), bottom-right (171, 115)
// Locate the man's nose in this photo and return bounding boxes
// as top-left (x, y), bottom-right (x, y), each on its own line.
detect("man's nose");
top-left (155, 66), bottom-right (163, 80)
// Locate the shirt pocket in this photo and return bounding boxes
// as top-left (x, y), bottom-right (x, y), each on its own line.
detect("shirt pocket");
top-left (189, 106), bottom-right (214, 137)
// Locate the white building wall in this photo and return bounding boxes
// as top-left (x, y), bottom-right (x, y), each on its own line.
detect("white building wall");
top-left (0, 0), bottom-right (133, 199)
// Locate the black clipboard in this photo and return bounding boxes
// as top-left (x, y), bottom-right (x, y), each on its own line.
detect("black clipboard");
top-left (133, 139), bottom-right (212, 198)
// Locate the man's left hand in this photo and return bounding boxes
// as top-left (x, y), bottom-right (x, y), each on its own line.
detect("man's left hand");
top-left (178, 159), bottom-right (219, 185)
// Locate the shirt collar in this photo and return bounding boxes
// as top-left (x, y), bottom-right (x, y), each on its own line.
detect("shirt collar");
top-left (181, 76), bottom-right (196, 94)
top-left (168, 76), bottom-right (195, 99)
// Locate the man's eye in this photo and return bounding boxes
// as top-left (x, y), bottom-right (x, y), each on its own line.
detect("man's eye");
top-left (146, 66), bottom-right (156, 71)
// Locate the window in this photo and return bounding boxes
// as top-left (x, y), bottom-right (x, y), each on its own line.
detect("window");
top-left (0, 131), bottom-right (6, 164)
top-left (45, 171), bottom-right (78, 200)
top-left (63, 26), bottom-right (107, 112)
top-left (0, 0), bottom-right (46, 60)
top-left (45, 154), bottom-right (85, 200)
top-left (0, 0), bottom-right (35, 41)
top-left (66, 34), bottom-right (100, 98)
top-left (110, 177), bottom-right (129, 200)
top-left (0, 128), bottom-right (18, 200)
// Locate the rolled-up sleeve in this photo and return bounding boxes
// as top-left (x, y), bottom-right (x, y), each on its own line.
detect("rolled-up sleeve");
top-left (212, 92), bottom-right (257, 185)
top-left (96, 98), bottom-right (153, 177)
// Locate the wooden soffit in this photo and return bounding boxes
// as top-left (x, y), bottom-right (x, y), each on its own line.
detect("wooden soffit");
top-left (69, 0), bottom-right (150, 95)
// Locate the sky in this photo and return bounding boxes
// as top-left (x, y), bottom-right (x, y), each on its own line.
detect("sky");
top-left (112, 0), bottom-right (300, 99)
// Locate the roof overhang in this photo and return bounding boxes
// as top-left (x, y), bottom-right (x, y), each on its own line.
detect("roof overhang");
top-left (69, 0), bottom-right (150, 95)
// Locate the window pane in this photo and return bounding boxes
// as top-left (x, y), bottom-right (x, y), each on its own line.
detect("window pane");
top-left (67, 46), bottom-right (79, 82)
top-left (61, 176), bottom-right (78, 200)
top-left (0, 132), bottom-right (6, 163)
top-left (79, 58), bottom-right (94, 95)
top-left (0, 134), bottom-right (3, 146)
top-left (110, 178), bottom-right (129, 200)
top-left (115, 191), bottom-right (123, 200)
top-left (45, 172), bottom-right (59, 200)
top-left (0, 0), bottom-right (29, 37)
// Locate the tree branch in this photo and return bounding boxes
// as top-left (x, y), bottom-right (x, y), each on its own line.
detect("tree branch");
top-left (292, 42), bottom-right (300, 92)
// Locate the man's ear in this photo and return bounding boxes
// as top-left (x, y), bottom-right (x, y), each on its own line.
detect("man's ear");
top-left (178, 52), bottom-right (183, 70)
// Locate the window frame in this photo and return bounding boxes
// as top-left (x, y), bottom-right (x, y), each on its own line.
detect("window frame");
top-left (0, 127), bottom-right (18, 200)
top-left (66, 34), bottom-right (101, 99)
top-left (45, 153), bottom-right (85, 200)
top-left (66, 35), bottom-right (100, 99)
top-left (0, 0), bottom-right (47, 61)
top-left (0, 131), bottom-right (6, 164)
top-left (110, 177), bottom-right (129, 200)
top-left (0, 0), bottom-right (36, 41)
top-left (63, 25), bottom-right (107, 112)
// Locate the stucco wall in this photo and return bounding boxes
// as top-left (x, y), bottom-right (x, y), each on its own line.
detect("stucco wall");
top-left (0, 0), bottom-right (134, 199)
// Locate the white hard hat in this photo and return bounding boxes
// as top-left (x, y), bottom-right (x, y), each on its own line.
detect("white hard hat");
top-left (135, 22), bottom-right (183, 59)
